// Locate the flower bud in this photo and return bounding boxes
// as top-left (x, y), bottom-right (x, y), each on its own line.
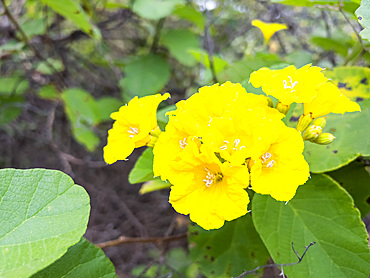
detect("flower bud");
top-left (312, 133), bottom-right (336, 145)
top-left (266, 96), bottom-right (274, 108)
top-left (296, 113), bottom-right (314, 133)
top-left (302, 125), bottom-right (322, 141)
top-left (312, 117), bottom-right (326, 129)
top-left (276, 101), bottom-right (290, 115)
top-left (147, 126), bottom-right (162, 148)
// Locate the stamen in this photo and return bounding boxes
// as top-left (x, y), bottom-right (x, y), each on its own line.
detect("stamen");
top-left (234, 139), bottom-right (240, 148)
top-left (283, 76), bottom-right (298, 93)
top-left (220, 140), bottom-right (229, 150)
top-left (127, 127), bottom-right (139, 138)
top-left (261, 152), bottom-right (272, 163)
top-left (203, 167), bottom-right (215, 187)
top-left (266, 160), bottom-right (275, 168)
top-left (179, 138), bottom-right (187, 149)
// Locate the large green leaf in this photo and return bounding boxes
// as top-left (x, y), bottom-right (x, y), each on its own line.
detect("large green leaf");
top-left (252, 174), bottom-right (370, 278)
top-left (325, 67), bottom-right (370, 101)
top-left (161, 29), bottom-right (199, 66)
top-left (356, 0), bottom-right (370, 41)
top-left (31, 237), bottom-right (116, 278)
top-left (120, 54), bottom-right (171, 97)
top-left (128, 148), bottom-right (155, 184)
top-left (188, 214), bottom-right (270, 278)
top-left (0, 169), bottom-right (90, 278)
top-left (41, 0), bottom-right (101, 39)
top-left (173, 5), bottom-right (204, 30)
top-left (328, 161), bottom-right (370, 218)
top-left (304, 108), bottom-right (370, 172)
top-left (133, 0), bottom-right (185, 20)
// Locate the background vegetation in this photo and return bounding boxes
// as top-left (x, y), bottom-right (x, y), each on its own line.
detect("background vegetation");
top-left (0, 0), bottom-right (369, 277)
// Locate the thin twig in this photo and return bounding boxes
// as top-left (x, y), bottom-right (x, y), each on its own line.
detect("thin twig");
top-left (96, 233), bottom-right (187, 249)
top-left (0, 0), bottom-right (66, 87)
top-left (234, 242), bottom-right (316, 278)
top-left (204, 9), bottom-right (218, 83)
top-left (338, 2), bottom-right (365, 50)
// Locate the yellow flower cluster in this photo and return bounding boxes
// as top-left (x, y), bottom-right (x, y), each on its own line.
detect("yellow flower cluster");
top-left (153, 82), bottom-right (309, 230)
top-left (104, 64), bottom-right (360, 231)
top-left (249, 64), bottom-right (361, 118)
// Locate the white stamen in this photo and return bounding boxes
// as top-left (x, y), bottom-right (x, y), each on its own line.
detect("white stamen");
top-left (179, 138), bottom-right (187, 149)
top-left (234, 139), bottom-right (240, 148)
top-left (266, 160), bottom-right (275, 168)
top-left (220, 140), bottom-right (229, 150)
top-left (261, 152), bottom-right (272, 163)
top-left (283, 76), bottom-right (298, 93)
top-left (203, 167), bottom-right (215, 187)
top-left (127, 127), bottom-right (139, 138)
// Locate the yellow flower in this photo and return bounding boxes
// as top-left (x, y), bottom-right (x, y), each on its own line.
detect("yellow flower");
top-left (249, 126), bottom-right (309, 201)
top-left (304, 82), bottom-right (361, 118)
top-left (103, 93), bottom-right (170, 164)
top-left (251, 19), bottom-right (288, 44)
top-left (153, 82), bottom-right (272, 179)
top-left (168, 144), bottom-right (251, 230)
top-left (249, 64), bottom-right (328, 106)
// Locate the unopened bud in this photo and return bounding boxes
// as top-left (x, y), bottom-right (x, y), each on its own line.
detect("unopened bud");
top-left (312, 117), bottom-right (326, 129)
top-left (276, 101), bottom-right (290, 115)
top-left (296, 113), bottom-right (314, 133)
top-left (302, 125), bottom-right (322, 141)
top-left (312, 133), bottom-right (335, 145)
top-left (266, 97), bottom-right (274, 108)
top-left (147, 126), bottom-right (162, 148)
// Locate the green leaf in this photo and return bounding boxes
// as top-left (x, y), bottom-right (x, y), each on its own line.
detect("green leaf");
top-left (139, 178), bottom-right (170, 194)
top-left (0, 168), bottom-right (90, 278)
top-left (188, 49), bottom-right (228, 74)
top-left (36, 58), bottom-right (64, 74)
top-left (38, 85), bottom-right (60, 100)
top-left (128, 148), bottom-right (155, 184)
top-left (356, 0), bottom-right (370, 41)
top-left (133, 0), bottom-right (185, 20)
top-left (96, 97), bottom-right (122, 122)
top-left (0, 40), bottom-right (25, 55)
top-left (0, 96), bottom-right (24, 124)
top-left (173, 5), bottom-right (204, 30)
top-left (0, 76), bottom-right (29, 96)
top-left (252, 174), bottom-right (370, 278)
top-left (21, 18), bottom-right (46, 38)
top-left (218, 54), bottom-right (283, 84)
top-left (121, 54), bottom-right (171, 97)
top-left (328, 161), bottom-right (370, 218)
top-left (31, 237), bottom-right (116, 278)
top-left (188, 214), bottom-right (270, 278)
top-left (311, 36), bottom-right (351, 57)
top-left (40, 0), bottom-right (101, 39)
top-left (270, 0), bottom-right (360, 13)
top-left (161, 29), bottom-right (199, 66)
top-left (61, 88), bottom-right (101, 151)
top-left (324, 66), bottom-right (370, 102)
top-left (304, 108), bottom-right (370, 173)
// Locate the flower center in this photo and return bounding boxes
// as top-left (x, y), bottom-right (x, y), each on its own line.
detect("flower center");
top-left (283, 76), bottom-right (298, 93)
top-left (179, 137), bottom-right (187, 149)
top-left (127, 127), bottom-right (139, 138)
top-left (219, 139), bottom-right (245, 151)
top-left (203, 167), bottom-right (222, 187)
top-left (261, 152), bottom-right (275, 168)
